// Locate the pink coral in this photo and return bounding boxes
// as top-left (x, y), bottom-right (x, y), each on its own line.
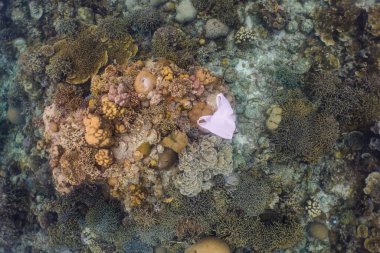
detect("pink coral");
top-left (108, 81), bottom-right (140, 108)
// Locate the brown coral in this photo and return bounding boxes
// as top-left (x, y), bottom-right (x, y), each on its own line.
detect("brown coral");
top-left (313, 1), bottom-right (361, 46)
top-left (257, 0), bottom-right (288, 30)
top-left (59, 147), bottom-right (100, 186)
top-left (189, 102), bottom-right (214, 126)
top-left (272, 100), bottom-right (339, 163)
top-left (54, 28), bottom-right (108, 84)
top-left (52, 84), bottom-right (83, 114)
top-left (161, 131), bottom-right (189, 153)
top-left (367, 5), bottom-right (380, 37)
top-left (168, 78), bottom-right (192, 98)
top-left (195, 68), bottom-right (218, 86)
top-left (51, 26), bottom-right (137, 85)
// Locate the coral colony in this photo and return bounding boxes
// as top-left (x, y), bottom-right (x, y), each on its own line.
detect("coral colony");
top-left (0, 0), bottom-right (380, 253)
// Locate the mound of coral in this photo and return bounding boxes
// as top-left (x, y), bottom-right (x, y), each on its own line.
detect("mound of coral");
top-left (43, 59), bottom-right (235, 212)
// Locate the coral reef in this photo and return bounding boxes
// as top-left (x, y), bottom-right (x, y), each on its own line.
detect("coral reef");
top-left (43, 58), bottom-right (234, 214)
top-left (2, 0), bottom-right (380, 252)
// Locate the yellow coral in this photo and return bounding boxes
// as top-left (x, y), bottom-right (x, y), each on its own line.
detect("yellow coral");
top-left (101, 97), bottom-right (126, 120)
top-left (179, 73), bottom-right (189, 79)
top-left (364, 236), bottom-right (380, 253)
top-left (161, 130), bottom-right (188, 153)
top-left (161, 66), bottom-right (174, 81)
top-left (266, 105), bottom-right (282, 130)
top-left (128, 184), bottom-right (147, 207)
top-left (95, 149), bottom-right (114, 167)
top-left (115, 122), bottom-right (128, 134)
top-left (83, 114), bottom-right (113, 147)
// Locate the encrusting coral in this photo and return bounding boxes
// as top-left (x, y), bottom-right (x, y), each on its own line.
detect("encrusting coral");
top-left (174, 135), bottom-right (233, 197)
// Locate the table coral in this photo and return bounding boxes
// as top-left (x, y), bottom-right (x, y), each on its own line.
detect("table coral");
top-left (48, 25), bottom-right (137, 85)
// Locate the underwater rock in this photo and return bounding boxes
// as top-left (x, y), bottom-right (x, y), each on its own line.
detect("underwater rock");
top-left (7, 106), bottom-right (23, 125)
top-left (175, 0), bottom-right (197, 23)
top-left (205, 19), bottom-right (229, 39)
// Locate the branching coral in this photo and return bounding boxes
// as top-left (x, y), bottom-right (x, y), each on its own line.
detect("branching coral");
top-left (85, 200), bottom-right (123, 237)
top-left (366, 5), bottom-right (380, 37)
top-left (48, 219), bottom-right (83, 250)
top-left (45, 54), bottom-right (73, 83)
top-left (52, 84), bottom-right (83, 114)
top-left (306, 71), bottom-right (339, 98)
top-left (58, 147), bottom-right (100, 186)
top-left (216, 212), bottom-right (252, 247)
top-left (272, 97), bottom-right (339, 162)
top-left (210, 0), bottom-right (239, 27)
top-left (152, 26), bottom-right (196, 68)
top-left (257, 0), bottom-right (288, 30)
top-left (230, 174), bottom-right (273, 217)
top-left (128, 8), bottom-right (163, 33)
top-left (313, 1), bottom-right (361, 46)
top-left (54, 18), bottom-right (79, 37)
top-left (96, 17), bottom-right (131, 40)
top-left (250, 215), bottom-right (304, 253)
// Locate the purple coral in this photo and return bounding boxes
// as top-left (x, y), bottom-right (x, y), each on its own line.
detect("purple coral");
top-left (108, 81), bottom-right (139, 108)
